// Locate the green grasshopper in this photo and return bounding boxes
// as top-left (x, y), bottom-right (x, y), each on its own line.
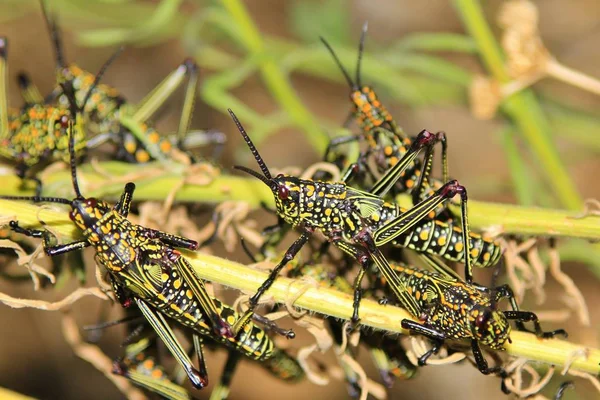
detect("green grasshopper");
top-left (385, 257), bottom-right (566, 388)
top-left (320, 23), bottom-right (448, 211)
top-left (1, 118), bottom-right (300, 391)
top-left (0, 1), bottom-right (223, 195)
top-left (241, 237), bottom-right (417, 397)
top-left (112, 332), bottom-right (191, 400)
top-left (229, 109), bottom-right (498, 331)
top-left (104, 306), bottom-right (302, 400)
top-left (38, 0), bottom-right (223, 165)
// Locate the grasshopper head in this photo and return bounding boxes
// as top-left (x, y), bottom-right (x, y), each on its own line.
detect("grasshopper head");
top-left (469, 305), bottom-right (511, 350)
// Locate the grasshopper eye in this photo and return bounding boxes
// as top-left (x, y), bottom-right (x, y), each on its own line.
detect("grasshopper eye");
top-left (475, 310), bottom-right (491, 336)
top-left (278, 185), bottom-right (290, 200)
top-left (85, 198), bottom-right (98, 208)
top-left (59, 115), bottom-right (69, 129)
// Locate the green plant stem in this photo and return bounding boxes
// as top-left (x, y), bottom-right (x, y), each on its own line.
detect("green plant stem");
top-left (218, 0), bottom-right (326, 153)
top-left (498, 126), bottom-right (535, 206)
top-left (2, 162), bottom-right (599, 242)
top-left (0, 203), bottom-right (599, 375)
top-left (453, 0), bottom-right (582, 211)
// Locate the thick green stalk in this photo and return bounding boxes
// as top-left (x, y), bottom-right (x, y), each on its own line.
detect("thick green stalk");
top-left (1, 203), bottom-right (598, 375)
top-left (1, 163), bottom-right (599, 241)
top-left (453, 0), bottom-right (582, 211)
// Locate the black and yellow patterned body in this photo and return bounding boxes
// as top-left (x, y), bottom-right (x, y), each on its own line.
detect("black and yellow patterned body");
top-left (0, 105), bottom-right (85, 168)
top-left (55, 64), bottom-right (177, 164)
top-left (389, 263), bottom-right (510, 349)
top-left (348, 87), bottom-right (444, 200)
top-left (71, 201), bottom-right (277, 362)
top-left (321, 32), bottom-right (444, 207)
top-left (273, 175), bottom-right (500, 268)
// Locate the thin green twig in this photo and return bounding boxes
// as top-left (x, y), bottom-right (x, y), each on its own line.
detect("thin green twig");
top-left (217, 0), bottom-right (327, 153)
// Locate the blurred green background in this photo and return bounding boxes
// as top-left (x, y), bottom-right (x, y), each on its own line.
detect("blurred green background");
top-left (0, 0), bottom-right (599, 399)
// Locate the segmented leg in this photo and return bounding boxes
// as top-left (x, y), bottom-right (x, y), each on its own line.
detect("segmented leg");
top-left (373, 179), bottom-right (475, 283)
top-left (233, 230), bottom-right (312, 335)
top-left (469, 340), bottom-right (510, 394)
top-left (324, 134), bottom-right (360, 162)
top-left (9, 220), bottom-right (90, 256)
top-left (400, 319), bottom-right (445, 365)
top-left (146, 228), bottom-right (199, 250)
top-left (121, 58), bottom-right (223, 162)
top-left (503, 311), bottom-right (568, 338)
top-left (113, 182), bottom-right (136, 217)
top-left (173, 257), bottom-right (235, 338)
top-left (112, 332), bottom-right (191, 400)
top-left (251, 312), bottom-right (295, 339)
top-left (369, 129), bottom-right (446, 198)
top-left (16, 72), bottom-right (44, 105)
top-left (412, 131), bottom-right (448, 205)
top-left (135, 298), bottom-right (208, 389)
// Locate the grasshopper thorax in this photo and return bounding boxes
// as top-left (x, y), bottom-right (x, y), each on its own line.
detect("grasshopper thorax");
top-left (69, 197), bottom-right (111, 230)
top-left (469, 305), bottom-right (511, 350)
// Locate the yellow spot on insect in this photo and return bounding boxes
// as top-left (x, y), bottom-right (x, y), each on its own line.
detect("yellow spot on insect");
top-left (419, 230), bottom-right (429, 241)
top-left (370, 212), bottom-right (380, 222)
top-left (306, 185), bottom-right (315, 197)
top-left (333, 217), bottom-right (340, 223)
top-left (415, 291), bottom-right (421, 300)
top-left (389, 156), bottom-right (399, 166)
top-left (160, 140), bottom-right (171, 153)
top-left (136, 150), bottom-right (150, 163)
top-left (161, 273), bottom-right (168, 282)
top-left (174, 279), bottom-right (182, 289)
top-left (318, 191), bottom-right (325, 197)
top-left (227, 315), bottom-right (236, 325)
top-left (470, 248), bottom-right (480, 257)
top-left (151, 369), bottom-right (163, 379)
top-left (324, 208), bottom-right (332, 216)
top-left (148, 132), bottom-right (160, 144)
top-left (170, 304), bottom-right (182, 312)
top-left (186, 290), bottom-right (193, 299)
top-left (483, 252), bottom-right (491, 261)
top-left (124, 140), bottom-right (137, 154)
top-left (345, 218), bottom-right (355, 231)
top-left (438, 236), bottom-right (447, 246)
top-left (143, 359), bottom-right (154, 370)
top-left (100, 223), bottom-right (112, 234)
top-left (384, 146), bottom-right (393, 156)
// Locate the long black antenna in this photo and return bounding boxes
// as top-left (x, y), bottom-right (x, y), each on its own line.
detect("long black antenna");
top-left (233, 165), bottom-right (272, 188)
top-left (0, 195), bottom-right (70, 205)
top-left (319, 37), bottom-right (356, 90)
top-left (356, 22), bottom-right (368, 88)
top-left (39, 0), bottom-right (65, 69)
top-left (80, 46), bottom-right (125, 112)
top-left (67, 119), bottom-right (83, 199)
top-left (228, 108), bottom-right (272, 180)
